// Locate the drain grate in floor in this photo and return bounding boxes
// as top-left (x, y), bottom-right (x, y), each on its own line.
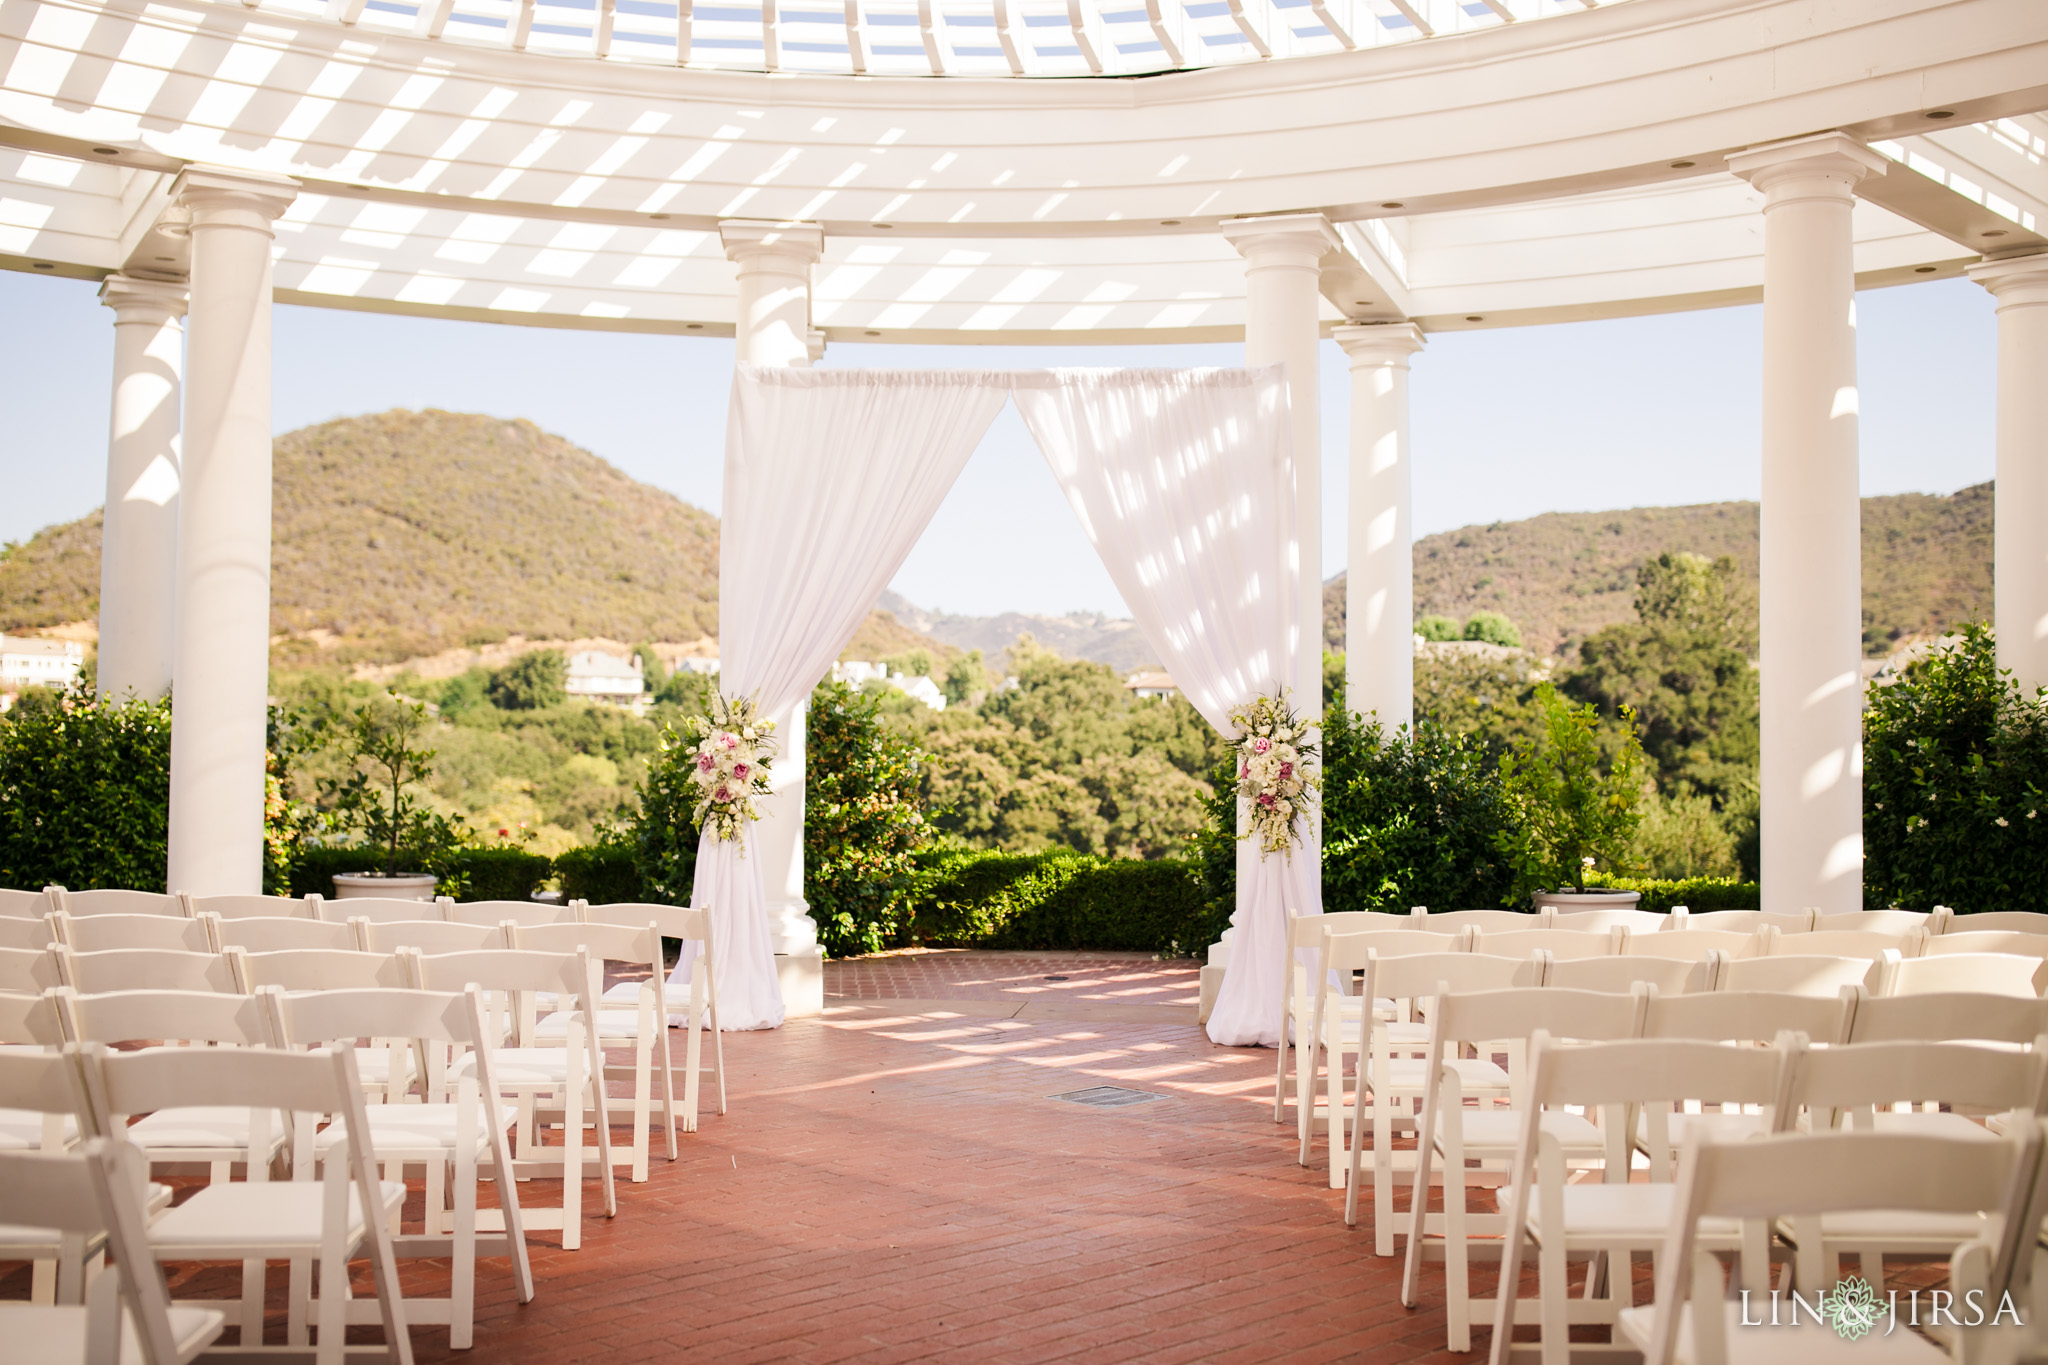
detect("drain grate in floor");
top-left (1051, 1085), bottom-right (1164, 1108)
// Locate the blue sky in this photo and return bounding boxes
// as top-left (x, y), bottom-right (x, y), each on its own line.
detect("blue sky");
top-left (0, 270), bottom-right (1995, 619)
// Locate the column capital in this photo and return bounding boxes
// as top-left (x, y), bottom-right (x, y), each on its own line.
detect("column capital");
top-left (1969, 251), bottom-right (2048, 308)
top-left (99, 273), bottom-right (189, 324)
top-left (805, 328), bottom-right (827, 363)
top-left (1334, 321), bottom-right (1424, 364)
top-left (720, 219), bottom-right (824, 266)
top-left (1726, 132), bottom-right (1887, 203)
top-left (1220, 213), bottom-right (1339, 267)
top-left (170, 165), bottom-right (299, 230)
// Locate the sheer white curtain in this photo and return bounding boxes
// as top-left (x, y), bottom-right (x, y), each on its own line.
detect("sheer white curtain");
top-left (1012, 367), bottom-right (1317, 1048)
top-left (676, 367), bottom-right (1010, 1030)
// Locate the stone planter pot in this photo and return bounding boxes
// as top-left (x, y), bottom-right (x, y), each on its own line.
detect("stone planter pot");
top-left (331, 872), bottom-right (438, 901)
top-left (1533, 889), bottom-right (1643, 913)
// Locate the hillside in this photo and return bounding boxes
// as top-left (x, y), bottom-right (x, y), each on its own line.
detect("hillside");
top-left (0, 409), bottom-right (941, 669)
top-left (1323, 482), bottom-right (1994, 658)
top-left (879, 592), bottom-right (1160, 673)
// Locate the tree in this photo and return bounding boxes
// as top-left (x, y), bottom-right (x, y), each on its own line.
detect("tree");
top-left (881, 648), bottom-right (934, 678)
top-left (1416, 615), bottom-right (1461, 642)
top-left (325, 693), bottom-right (471, 878)
top-left (1496, 683), bottom-right (1649, 897)
top-left (805, 679), bottom-right (933, 956)
top-left (488, 650), bottom-right (567, 711)
top-left (633, 642), bottom-right (667, 697)
top-left (941, 649), bottom-right (990, 706)
top-left (1462, 611), bottom-right (1522, 648)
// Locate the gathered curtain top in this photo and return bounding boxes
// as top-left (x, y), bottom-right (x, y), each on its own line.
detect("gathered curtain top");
top-left (735, 364), bottom-right (1284, 391)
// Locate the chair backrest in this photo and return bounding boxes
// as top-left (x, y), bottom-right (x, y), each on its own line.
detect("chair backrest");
top-left (515, 920), bottom-right (661, 970)
top-left (320, 895), bottom-right (443, 924)
top-left (445, 898), bottom-right (579, 927)
top-left (0, 914), bottom-right (53, 951)
top-left (183, 892), bottom-right (319, 920)
top-left (1640, 986), bottom-right (1855, 1045)
top-left (0, 1140), bottom-right (193, 1365)
top-left (1790, 1036), bottom-right (2048, 1120)
top-left (0, 989), bottom-right (64, 1045)
top-left (226, 947), bottom-right (411, 994)
top-left (1523, 1031), bottom-right (1788, 1172)
top-left (1941, 911), bottom-right (2048, 936)
top-left (577, 901), bottom-right (714, 942)
top-left (58, 988), bottom-right (274, 1047)
top-left (1675, 908), bottom-right (1813, 934)
top-left (79, 1041), bottom-right (364, 1146)
top-left (265, 983), bottom-right (478, 1053)
top-left (1546, 908), bottom-right (1672, 935)
top-left (356, 918), bottom-right (508, 955)
top-left (406, 947), bottom-right (593, 999)
top-left (54, 946), bottom-right (236, 994)
top-left (1848, 991), bottom-right (2048, 1045)
top-left (206, 914), bottom-right (357, 954)
top-left (49, 888), bottom-right (188, 918)
top-left (1363, 950), bottom-right (1546, 1007)
top-left (0, 1043), bottom-right (90, 1117)
top-left (1545, 953), bottom-right (1714, 995)
top-left (1406, 907), bottom-right (1550, 932)
top-left (1425, 986), bottom-right (1645, 1112)
top-left (54, 912), bottom-right (213, 954)
top-left (1472, 926), bottom-right (1624, 961)
top-left (1622, 927), bottom-right (1755, 961)
top-left (1812, 907), bottom-right (1945, 936)
top-left (0, 945), bottom-right (62, 993)
top-left (1767, 927), bottom-right (1919, 960)
top-left (1284, 909), bottom-right (1414, 952)
top-left (1717, 953), bottom-right (1880, 997)
top-left (1925, 930), bottom-right (2048, 960)
top-left (1882, 951), bottom-right (2047, 999)
top-left (0, 887), bottom-right (53, 919)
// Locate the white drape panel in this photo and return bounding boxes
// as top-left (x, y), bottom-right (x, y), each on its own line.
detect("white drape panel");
top-left (1011, 367), bottom-right (1318, 1048)
top-left (672, 367), bottom-right (1010, 1030)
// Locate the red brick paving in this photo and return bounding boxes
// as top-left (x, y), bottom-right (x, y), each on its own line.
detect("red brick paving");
top-left (824, 948), bottom-right (1200, 1009)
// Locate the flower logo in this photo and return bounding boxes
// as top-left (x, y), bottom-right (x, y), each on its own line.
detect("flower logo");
top-left (1822, 1277), bottom-right (1884, 1342)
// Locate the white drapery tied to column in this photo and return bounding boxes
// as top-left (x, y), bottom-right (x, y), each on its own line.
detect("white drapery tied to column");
top-left (673, 367), bottom-right (1011, 1030)
top-left (1012, 367), bottom-right (1316, 1048)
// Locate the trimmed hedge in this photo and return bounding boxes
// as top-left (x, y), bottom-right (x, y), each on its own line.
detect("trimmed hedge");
top-left (1579, 874), bottom-right (1760, 915)
top-left (905, 848), bottom-right (1220, 956)
top-left (288, 844), bottom-right (553, 902)
top-left (555, 843), bottom-right (650, 907)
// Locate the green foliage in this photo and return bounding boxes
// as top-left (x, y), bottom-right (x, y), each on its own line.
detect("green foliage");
top-left (1415, 615), bottom-right (1461, 643)
top-left (655, 667), bottom-right (717, 714)
top-left (323, 694), bottom-right (472, 880)
top-left (1577, 874), bottom-right (1760, 914)
top-left (1187, 747), bottom-right (1240, 940)
top-left (0, 691), bottom-right (171, 892)
top-left (633, 643), bottom-right (666, 696)
top-left (805, 680), bottom-right (933, 958)
top-left (1321, 708), bottom-right (1525, 912)
top-left (1413, 645), bottom-right (1548, 756)
top-left (1497, 684), bottom-right (1649, 897)
top-left (554, 838), bottom-right (648, 906)
top-left (881, 648), bottom-right (933, 679)
top-left (264, 702), bottom-right (331, 895)
top-left (1628, 791), bottom-right (1742, 880)
top-left (623, 720), bottom-right (704, 907)
top-left (1863, 623), bottom-right (2048, 912)
top-left (448, 845), bottom-right (553, 902)
top-left (1462, 611), bottom-right (1523, 648)
top-left (941, 650), bottom-right (991, 707)
top-left (488, 650), bottom-right (568, 711)
top-left (905, 847), bottom-right (1217, 956)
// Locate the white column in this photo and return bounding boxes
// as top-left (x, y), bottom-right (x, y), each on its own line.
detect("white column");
top-left (164, 167), bottom-right (297, 897)
top-left (1333, 322), bottom-right (1424, 728)
top-left (95, 275), bottom-right (188, 702)
top-left (1728, 133), bottom-right (1885, 917)
top-left (1969, 253), bottom-right (2048, 694)
top-left (719, 219), bottom-right (825, 1014)
top-left (1223, 213), bottom-right (1339, 703)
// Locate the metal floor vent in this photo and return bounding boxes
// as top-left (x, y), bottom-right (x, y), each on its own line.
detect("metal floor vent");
top-left (1051, 1086), bottom-right (1163, 1108)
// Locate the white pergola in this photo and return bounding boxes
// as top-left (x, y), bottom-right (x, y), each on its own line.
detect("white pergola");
top-left (3, 0), bottom-right (2046, 994)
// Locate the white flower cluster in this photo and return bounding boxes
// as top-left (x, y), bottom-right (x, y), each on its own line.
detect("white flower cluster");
top-left (1228, 688), bottom-right (1321, 859)
top-left (679, 693), bottom-right (778, 851)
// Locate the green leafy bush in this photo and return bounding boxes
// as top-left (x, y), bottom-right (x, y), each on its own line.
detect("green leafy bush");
top-left (1322, 708), bottom-right (1526, 913)
top-left (322, 694), bottom-right (472, 881)
top-left (453, 846), bottom-right (553, 901)
top-left (1578, 874), bottom-right (1760, 915)
top-left (488, 650), bottom-right (568, 711)
top-left (1416, 615), bottom-right (1461, 643)
top-left (905, 847), bottom-right (1217, 956)
top-left (0, 692), bottom-right (171, 892)
top-left (805, 679), bottom-right (932, 958)
top-left (1462, 611), bottom-right (1523, 648)
top-left (1864, 623), bottom-right (2048, 912)
top-left (555, 840), bottom-right (648, 906)
top-left (622, 719), bottom-right (703, 905)
top-left (1497, 684), bottom-right (1648, 899)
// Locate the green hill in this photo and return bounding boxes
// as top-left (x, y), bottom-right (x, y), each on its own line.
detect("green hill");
top-left (1324, 482), bottom-right (1993, 658)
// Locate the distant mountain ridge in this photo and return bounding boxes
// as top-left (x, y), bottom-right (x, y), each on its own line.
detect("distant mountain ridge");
top-left (877, 592), bottom-right (1162, 674)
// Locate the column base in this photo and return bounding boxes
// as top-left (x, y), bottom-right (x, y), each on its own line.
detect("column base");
top-left (1198, 965), bottom-right (1224, 1025)
top-left (778, 946), bottom-right (825, 1019)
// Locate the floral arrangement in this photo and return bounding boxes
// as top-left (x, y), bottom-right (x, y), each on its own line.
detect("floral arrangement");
top-left (679, 693), bottom-right (778, 849)
top-left (1229, 688), bottom-right (1320, 858)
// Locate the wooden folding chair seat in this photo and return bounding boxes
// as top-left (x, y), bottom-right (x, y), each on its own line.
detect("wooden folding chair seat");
top-left (1636, 987), bottom-right (1855, 1152)
top-left (51, 914), bottom-right (212, 954)
top-left (0, 1139), bottom-right (225, 1365)
top-left (182, 893), bottom-right (320, 920)
top-left (1395, 985), bottom-right (1642, 1350)
top-left (583, 902), bottom-right (728, 1119)
top-left (75, 1043), bottom-right (411, 1365)
top-left (205, 915), bottom-right (356, 955)
top-left (48, 889), bottom-right (187, 918)
top-left (0, 887), bottom-right (54, 919)
top-left (1489, 1032), bottom-right (1791, 1365)
top-left (264, 985), bottom-right (534, 1351)
top-left (0, 1041), bottom-right (97, 1306)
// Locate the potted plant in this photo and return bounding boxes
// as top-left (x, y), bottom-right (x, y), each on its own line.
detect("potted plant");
top-left (324, 694), bottom-right (470, 900)
top-left (1497, 684), bottom-right (1649, 912)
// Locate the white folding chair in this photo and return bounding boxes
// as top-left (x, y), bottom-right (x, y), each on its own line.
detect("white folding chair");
top-left (183, 893), bottom-right (320, 921)
top-left (264, 985), bottom-right (536, 1350)
top-left (0, 946), bottom-right (62, 994)
top-left (1763, 927), bottom-right (1922, 960)
top-left (1718, 954), bottom-right (1880, 997)
top-left (0, 1139), bottom-right (226, 1365)
top-left (356, 918), bottom-right (508, 955)
top-left (1925, 930), bottom-right (2048, 963)
top-left (225, 947), bottom-right (419, 1104)
top-left (445, 899), bottom-right (578, 928)
top-left (0, 887), bottom-right (54, 919)
top-left (1473, 926), bottom-right (1627, 961)
top-left (1395, 985), bottom-right (1642, 1350)
top-left (1938, 911), bottom-right (2048, 936)
top-left (1546, 953), bottom-right (1717, 995)
top-left (1489, 1032), bottom-right (1791, 1365)
top-left (581, 903), bottom-right (726, 1108)
top-left (1625, 928), bottom-right (1759, 963)
top-left (1781, 1036), bottom-right (2048, 1287)
top-left (1410, 907), bottom-right (1553, 932)
top-left (53, 947), bottom-right (236, 995)
top-left (1849, 992), bottom-right (2048, 1048)
top-left (405, 947), bottom-right (618, 1249)
top-left (0, 1042), bottom-right (94, 1306)
top-left (1814, 907), bottom-right (1948, 936)
top-left (0, 915), bottom-right (54, 951)
top-left (206, 915), bottom-right (357, 955)
top-left (47, 889), bottom-right (187, 918)
top-left (1882, 951), bottom-right (2048, 998)
top-left (51, 913), bottom-right (212, 954)
top-left (1637, 987), bottom-right (1857, 1154)
top-left (75, 1043), bottom-right (412, 1365)
top-left (320, 896), bottom-right (442, 925)
top-left (1619, 1129), bottom-right (2035, 1365)
top-left (1546, 908), bottom-right (1672, 935)
top-left (1675, 908), bottom-right (1814, 934)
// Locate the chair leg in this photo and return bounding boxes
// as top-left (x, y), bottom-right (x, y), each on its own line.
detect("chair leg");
top-left (1446, 1167), bottom-right (1472, 1351)
top-left (631, 1031), bottom-right (652, 1184)
top-left (452, 1150), bottom-right (476, 1349)
top-left (682, 1008), bottom-right (703, 1134)
top-left (560, 1081), bottom-right (583, 1252)
top-left (1539, 1229), bottom-right (1570, 1365)
top-left (287, 1256), bottom-right (311, 1346)
top-left (316, 1253), bottom-right (347, 1365)
top-left (652, 1011), bottom-right (678, 1159)
top-left (240, 1256), bottom-right (266, 1345)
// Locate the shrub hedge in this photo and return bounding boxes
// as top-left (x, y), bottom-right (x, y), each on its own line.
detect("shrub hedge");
top-left (0, 694), bottom-right (172, 894)
top-left (554, 842), bottom-right (649, 906)
top-left (905, 848), bottom-right (1220, 956)
top-left (287, 844), bottom-right (553, 902)
top-left (1578, 874), bottom-right (1760, 914)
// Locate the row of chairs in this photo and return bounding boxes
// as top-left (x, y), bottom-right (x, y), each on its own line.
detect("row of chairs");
top-left (1408, 902), bottom-right (2047, 938)
top-left (1, 885), bottom-right (607, 927)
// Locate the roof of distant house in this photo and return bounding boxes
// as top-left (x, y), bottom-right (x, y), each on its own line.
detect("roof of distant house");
top-left (1125, 671), bottom-right (1176, 692)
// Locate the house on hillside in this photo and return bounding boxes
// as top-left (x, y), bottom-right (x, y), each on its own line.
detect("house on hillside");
top-left (1125, 671), bottom-right (1177, 700)
top-left (834, 661), bottom-right (947, 710)
top-left (565, 650), bottom-right (646, 708)
top-left (0, 634), bottom-right (86, 708)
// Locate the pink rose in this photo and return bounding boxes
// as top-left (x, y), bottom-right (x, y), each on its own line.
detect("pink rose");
top-left (734, 762), bottom-right (750, 779)
top-left (722, 733), bottom-right (739, 749)
top-left (1278, 762), bottom-right (1293, 780)
top-left (697, 754), bottom-right (715, 772)
top-left (1252, 737), bottom-right (1272, 754)
top-left (714, 786), bottom-right (731, 801)
top-left (1239, 764), bottom-right (1249, 778)
top-left (1257, 793), bottom-right (1276, 808)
